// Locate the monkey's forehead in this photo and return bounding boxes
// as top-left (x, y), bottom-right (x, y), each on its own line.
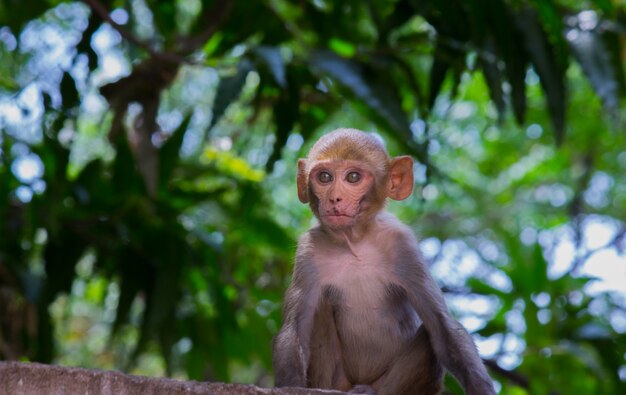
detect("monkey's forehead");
top-left (308, 159), bottom-right (375, 169)
top-left (308, 142), bottom-right (389, 162)
top-left (308, 130), bottom-right (390, 160)
top-left (315, 128), bottom-right (387, 149)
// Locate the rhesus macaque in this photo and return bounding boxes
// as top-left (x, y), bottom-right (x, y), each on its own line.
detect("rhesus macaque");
top-left (273, 129), bottom-right (495, 395)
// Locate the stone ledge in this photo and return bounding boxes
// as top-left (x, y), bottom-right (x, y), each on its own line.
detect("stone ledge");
top-left (0, 361), bottom-right (346, 395)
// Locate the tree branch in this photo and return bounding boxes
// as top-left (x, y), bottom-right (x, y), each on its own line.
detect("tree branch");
top-left (176, 0), bottom-right (234, 54)
top-left (484, 359), bottom-right (561, 395)
top-left (80, 0), bottom-right (187, 64)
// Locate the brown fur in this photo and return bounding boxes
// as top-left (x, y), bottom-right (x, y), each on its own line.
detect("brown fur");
top-left (274, 129), bottom-right (495, 395)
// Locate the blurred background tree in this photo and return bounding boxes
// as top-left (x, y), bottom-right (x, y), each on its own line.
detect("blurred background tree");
top-left (1, 0), bottom-right (625, 393)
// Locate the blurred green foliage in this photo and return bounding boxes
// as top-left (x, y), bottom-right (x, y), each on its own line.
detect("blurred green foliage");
top-left (1, 1), bottom-right (625, 394)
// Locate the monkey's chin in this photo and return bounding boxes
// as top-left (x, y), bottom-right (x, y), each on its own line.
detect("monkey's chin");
top-left (321, 214), bottom-right (355, 229)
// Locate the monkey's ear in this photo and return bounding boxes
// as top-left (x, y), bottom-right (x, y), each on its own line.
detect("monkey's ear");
top-left (388, 156), bottom-right (414, 201)
top-left (297, 159), bottom-right (309, 203)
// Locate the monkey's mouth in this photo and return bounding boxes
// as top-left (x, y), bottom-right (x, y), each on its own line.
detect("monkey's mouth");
top-left (322, 213), bottom-right (355, 228)
top-left (323, 213), bottom-right (353, 218)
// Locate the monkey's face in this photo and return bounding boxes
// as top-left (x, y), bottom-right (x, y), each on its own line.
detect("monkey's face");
top-left (308, 160), bottom-right (376, 230)
top-left (296, 129), bottom-right (414, 231)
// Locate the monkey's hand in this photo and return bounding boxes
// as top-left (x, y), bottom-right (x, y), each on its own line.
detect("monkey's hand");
top-left (349, 384), bottom-right (376, 394)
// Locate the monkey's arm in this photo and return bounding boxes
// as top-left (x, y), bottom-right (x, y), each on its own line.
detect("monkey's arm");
top-left (273, 239), bottom-right (320, 387)
top-left (397, 235), bottom-right (496, 395)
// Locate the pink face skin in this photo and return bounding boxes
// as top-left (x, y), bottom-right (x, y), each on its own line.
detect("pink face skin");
top-left (309, 160), bottom-right (375, 230)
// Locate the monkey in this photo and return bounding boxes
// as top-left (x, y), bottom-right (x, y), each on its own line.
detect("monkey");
top-left (273, 128), bottom-right (496, 395)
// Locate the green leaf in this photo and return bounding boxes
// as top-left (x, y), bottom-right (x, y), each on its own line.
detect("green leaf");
top-left (602, 30), bottom-right (626, 97)
top-left (486, 0), bottom-right (528, 124)
top-left (75, 13), bottom-right (100, 71)
top-left (428, 38), bottom-right (465, 109)
top-left (252, 46), bottom-right (287, 88)
top-left (42, 233), bottom-right (84, 299)
top-left (428, 43), bottom-right (451, 110)
top-left (150, 244), bottom-right (183, 331)
top-left (36, 302), bottom-right (54, 362)
top-left (267, 99), bottom-right (296, 172)
top-left (530, 241), bottom-right (549, 289)
top-left (35, 114), bottom-right (70, 195)
top-left (72, 159), bottom-right (106, 206)
top-left (0, 0), bottom-right (52, 35)
top-left (328, 37), bottom-right (356, 58)
top-left (566, 14), bottom-right (622, 111)
top-left (128, 280), bottom-right (155, 369)
top-left (112, 131), bottom-right (144, 195)
top-left (466, 277), bottom-right (507, 298)
top-left (589, 0), bottom-right (614, 15)
top-left (266, 68), bottom-right (299, 172)
top-left (60, 71), bottom-right (80, 110)
top-left (159, 114), bottom-right (191, 187)
top-left (150, 0), bottom-right (177, 38)
top-left (515, 8), bottom-right (566, 143)
top-left (158, 313), bottom-right (177, 375)
top-left (111, 252), bottom-right (147, 337)
top-left (309, 50), bottom-right (414, 147)
top-left (478, 41), bottom-right (506, 122)
top-left (379, 0), bottom-right (415, 39)
top-left (208, 59), bottom-right (253, 132)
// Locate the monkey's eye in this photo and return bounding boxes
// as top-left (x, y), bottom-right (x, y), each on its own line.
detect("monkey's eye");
top-left (346, 172), bottom-right (361, 183)
top-left (317, 171), bottom-right (333, 183)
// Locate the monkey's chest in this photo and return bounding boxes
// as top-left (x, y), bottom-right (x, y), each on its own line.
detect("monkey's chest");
top-left (315, 254), bottom-right (421, 371)
top-left (315, 249), bottom-right (410, 313)
top-left (314, 281), bottom-right (420, 384)
top-left (319, 277), bottom-right (421, 342)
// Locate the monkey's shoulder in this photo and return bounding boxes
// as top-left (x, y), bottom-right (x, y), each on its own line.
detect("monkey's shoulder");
top-left (374, 211), bottom-right (415, 234)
